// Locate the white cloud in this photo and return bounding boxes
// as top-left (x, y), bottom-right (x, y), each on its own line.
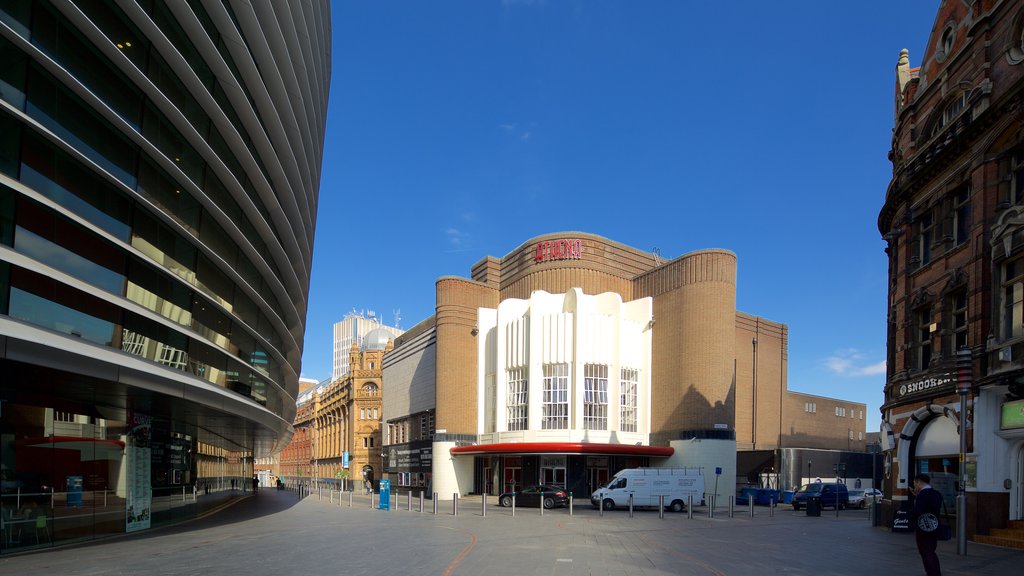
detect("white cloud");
top-left (445, 227), bottom-right (466, 247)
top-left (822, 349), bottom-right (885, 377)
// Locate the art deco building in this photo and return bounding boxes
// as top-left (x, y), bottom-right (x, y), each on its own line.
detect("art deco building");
top-left (878, 0), bottom-right (1024, 543)
top-left (382, 233), bottom-right (866, 500)
top-left (0, 0), bottom-right (330, 551)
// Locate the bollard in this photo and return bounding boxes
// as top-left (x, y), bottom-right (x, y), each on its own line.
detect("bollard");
top-left (769, 497), bottom-right (775, 517)
top-left (482, 494), bottom-right (487, 517)
top-left (371, 491), bottom-right (375, 509)
top-left (659, 495), bottom-right (665, 519)
top-left (540, 494), bottom-right (544, 517)
top-left (569, 493), bottom-right (573, 516)
top-left (419, 491), bottom-right (424, 513)
top-left (709, 495), bottom-right (715, 518)
top-left (749, 497), bottom-right (755, 518)
top-left (453, 493), bottom-right (459, 516)
top-left (408, 491), bottom-right (413, 512)
top-left (729, 495), bottom-right (735, 518)
top-left (512, 493), bottom-right (516, 517)
top-left (599, 497), bottom-right (603, 517)
top-left (836, 498), bottom-right (840, 518)
top-left (687, 495), bottom-right (694, 519)
top-left (349, 489), bottom-right (353, 508)
top-left (433, 493), bottom-right (438, 515)
top-left (330, 490), bottom-right (333, 505)
top-left (628, 493), bottom-right (634, 518)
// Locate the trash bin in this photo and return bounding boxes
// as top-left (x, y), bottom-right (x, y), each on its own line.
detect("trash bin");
top-left (806, 496), bottom-right (821, 517)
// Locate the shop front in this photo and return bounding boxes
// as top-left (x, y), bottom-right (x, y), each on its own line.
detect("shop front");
top-left (453, 442), bottom-right (671, 498)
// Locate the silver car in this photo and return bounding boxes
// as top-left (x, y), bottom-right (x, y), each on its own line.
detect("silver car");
top-left (847, 488), bottom-right (882, 509)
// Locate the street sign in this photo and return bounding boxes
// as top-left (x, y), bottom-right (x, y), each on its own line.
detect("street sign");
top-left (378, 479), bottom-right (391, 510)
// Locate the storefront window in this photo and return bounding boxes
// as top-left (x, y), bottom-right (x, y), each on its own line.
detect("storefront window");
top-left (913, 416), bottom-right (960, 511)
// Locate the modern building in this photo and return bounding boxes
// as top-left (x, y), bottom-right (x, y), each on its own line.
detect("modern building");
top-left (332, 310), bottom-right (403, 380)
top-left (382, 233), bottom-right (865, 500)
top-left (878, 0), bottom-right (1024, 544)
top-left (280, 331), bottom-right (390, 490)
top-left (0, 0), bottom-right (330, 552)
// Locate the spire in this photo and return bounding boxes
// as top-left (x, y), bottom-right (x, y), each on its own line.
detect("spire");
top-left (896, 48), bottom-right (912, 97)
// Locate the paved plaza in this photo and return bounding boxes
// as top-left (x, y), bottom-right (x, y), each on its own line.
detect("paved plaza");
top-left (0, 488), bottom-right (1019, 576)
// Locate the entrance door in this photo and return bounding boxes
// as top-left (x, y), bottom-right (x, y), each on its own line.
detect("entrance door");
top-left (504, 467), bottom-right (521, 493)
top-left (589, 468), bottom-right (609, 494)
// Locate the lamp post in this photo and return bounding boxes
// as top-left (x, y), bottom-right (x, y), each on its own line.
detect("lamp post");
top-left (807, 460), bottom-right (812, 484)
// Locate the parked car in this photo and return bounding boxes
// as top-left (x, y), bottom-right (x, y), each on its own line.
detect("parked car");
top-left (791, 482), bottom-right (849, 510)
top-left (498, 484), bottom-right (569, 509)
top-left (847, 488), bottom-right (882, 509)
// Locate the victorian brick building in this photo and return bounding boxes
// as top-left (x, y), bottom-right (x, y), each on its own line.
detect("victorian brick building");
top-left (279, 334), bottom-right (390, 488)
top-left (878, 0), bottom-right (1024, 543)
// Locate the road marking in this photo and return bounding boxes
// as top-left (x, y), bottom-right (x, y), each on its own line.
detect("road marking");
top-left (441, 526), bottom-right (478, 576)
top-left (556, 558), bottom-right (573, 563)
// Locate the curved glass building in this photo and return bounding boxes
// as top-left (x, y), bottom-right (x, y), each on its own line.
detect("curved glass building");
top-left (0, 0), bottom-right (330, 550)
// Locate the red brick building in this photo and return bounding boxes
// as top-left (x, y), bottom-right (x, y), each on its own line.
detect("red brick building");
top-left (878, 0), bottom-right (1024, 544)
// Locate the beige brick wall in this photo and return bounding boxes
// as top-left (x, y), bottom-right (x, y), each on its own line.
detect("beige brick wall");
top-left (734, 313), bottom-right (787, 450)
top-left (435, 277), bottom-right (498, 434)
top-left (641, 250), bottom-right (737, 437)
top-left (784, 391), bottom-right (867, 450)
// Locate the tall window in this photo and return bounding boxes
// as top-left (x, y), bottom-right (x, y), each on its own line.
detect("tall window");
top-left (953, 186), bottom-right (970, 246)
top-left (583, 364), bottom-right (608, 430)
top-left (949, 291), bottom-right (968, 352)
top-left (914, 306), bottom-right (933, 370)
top-left (1014, 151), bottom-right (1024, 205)
top-left (930, 92), bottom-right (967, 137)
top-left (1003, 258), bottom-right (1024, 340)
top-left (915, 211), bottom-right (934, 267)
top-left (542, 363), bottom-right (569, 430)
top-left (506, 367), bottom-right (528, 431)
top-left (620, 368), bottom-right (638, 432)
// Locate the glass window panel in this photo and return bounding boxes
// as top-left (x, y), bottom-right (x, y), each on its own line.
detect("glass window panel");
top-left (137, 156), bottom-right (201, 234)
top-left (30, 3), bottom-right (143, 129)
top-left (25, 65), bottom-right (138, 189)
top-left (76, 1), bottom-right (149, 71)
top-left (0, 35), bottom-right (28, 110)
top-left (0, 111), bottom-right (21, 179)
top-left (19, 132), bottom-right (132, 241)
top-left (8, 272), bottom-right (118, 345)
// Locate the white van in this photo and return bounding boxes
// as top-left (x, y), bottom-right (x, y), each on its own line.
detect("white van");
top-left (590, 468), bottom-right (705, 512)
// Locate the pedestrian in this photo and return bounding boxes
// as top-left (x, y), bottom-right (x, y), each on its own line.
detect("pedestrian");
top-left (252, 475), bottom-right (259, 494)
top-left (911, 473), bottom-right (943, 576)
top-left (365, 479), bottom-right (372, 495)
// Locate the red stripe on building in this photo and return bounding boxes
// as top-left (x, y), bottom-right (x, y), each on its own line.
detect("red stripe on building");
top-left (449, 442), bottom-right (673, 457)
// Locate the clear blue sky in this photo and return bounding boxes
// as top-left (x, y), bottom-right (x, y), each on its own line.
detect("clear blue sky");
top-left (301, 1), bottom-right (939, 434)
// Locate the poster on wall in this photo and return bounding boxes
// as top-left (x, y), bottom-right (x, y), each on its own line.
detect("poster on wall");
top-left (126, 410), bottom-right (152, 533)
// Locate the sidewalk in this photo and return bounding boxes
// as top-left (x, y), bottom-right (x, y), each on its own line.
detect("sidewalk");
top-left (0, 487), bottom-right (1019, 576)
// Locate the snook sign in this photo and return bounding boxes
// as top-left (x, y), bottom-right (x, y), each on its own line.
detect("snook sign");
top-left (896, 374), bottom-right (954, 400)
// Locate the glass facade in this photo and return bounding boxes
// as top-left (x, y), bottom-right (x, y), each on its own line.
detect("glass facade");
top-left (0, 0), bottom-right (330, 551)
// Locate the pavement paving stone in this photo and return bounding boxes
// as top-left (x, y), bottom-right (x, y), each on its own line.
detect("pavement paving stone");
top-left (0, 489), bottom-right (1020, 575)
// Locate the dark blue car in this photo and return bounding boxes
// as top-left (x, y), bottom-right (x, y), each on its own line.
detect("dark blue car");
top-left (791, 482), bottom-right (849, 510)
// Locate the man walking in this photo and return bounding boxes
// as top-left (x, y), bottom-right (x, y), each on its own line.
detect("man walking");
top-left (911, 473), bottom-right (942, 576)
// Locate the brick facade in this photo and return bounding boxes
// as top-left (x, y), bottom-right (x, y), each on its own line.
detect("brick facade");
top-left (879, 0), bottom-right (1024, 538)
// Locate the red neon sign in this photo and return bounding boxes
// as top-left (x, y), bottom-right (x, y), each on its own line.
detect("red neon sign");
top-left (535, 239), bottom-right (583, 262)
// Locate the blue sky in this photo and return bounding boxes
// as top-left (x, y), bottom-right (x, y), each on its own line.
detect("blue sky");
top-left (302, 1), bottom-right (939, 434)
